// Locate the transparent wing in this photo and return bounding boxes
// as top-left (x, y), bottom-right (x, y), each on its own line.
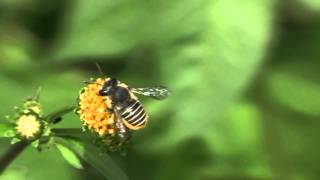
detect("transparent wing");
top-left (130, 86), bottom-right (171, 100)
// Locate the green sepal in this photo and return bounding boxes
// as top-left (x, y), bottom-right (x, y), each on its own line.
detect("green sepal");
top-left (31, 140), bottom-right (40, 148)
top-left (11, 138), bottom-right (21, 144)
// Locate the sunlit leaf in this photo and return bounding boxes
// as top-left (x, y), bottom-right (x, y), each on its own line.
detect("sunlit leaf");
top-left (140, 0), bottom-right (275, 152)
top-left (31, 140), bottom-right (40, 149)
top-left (51, 1), bottom-right (146, 60)
top-left (56, 143), bottom-right (83, 169)
top-left (10, 138), bottom-right (21, 144)
top-left (55, 137), bottom-right (129, 180)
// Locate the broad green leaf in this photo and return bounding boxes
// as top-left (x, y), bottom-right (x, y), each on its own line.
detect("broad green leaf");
top-left (55, 137), bottom-right (129, 180)
top-left (50, 0), bottom-right (218, 61)
top-left (0, 123), bottom-right (15, 138)
top-left (56, 143), bottom-right (83, 169)
top-left (51, 1), bottom-right (146, 60)
top-left (139, 0), bottom-right (275, 152)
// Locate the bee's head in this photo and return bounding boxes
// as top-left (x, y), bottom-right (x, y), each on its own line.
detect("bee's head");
top-left (99, 78), bottom-right (118, 96)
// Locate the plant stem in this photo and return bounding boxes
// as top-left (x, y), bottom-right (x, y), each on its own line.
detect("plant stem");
top-left (51, 128), bottom-right (83, 136)
top-left (45, 106), bottom-right (76, 124)
top-left (0, 141), bottom-right (29, 174)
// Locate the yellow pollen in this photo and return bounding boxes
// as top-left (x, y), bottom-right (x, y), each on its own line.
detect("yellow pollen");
top-left (78, 78), bottom-right (116, 136)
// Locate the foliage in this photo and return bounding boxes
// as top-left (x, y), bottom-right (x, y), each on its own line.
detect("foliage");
top-left (0, 0), bottom-right (320, 179)
top-left (56, 143), bottom-right (83, 169)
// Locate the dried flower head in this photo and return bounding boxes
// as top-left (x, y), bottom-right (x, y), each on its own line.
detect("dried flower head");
top-left (15, 114), bottom-right (41, 139)
top-left (78, 78), bottom-right (117, 137)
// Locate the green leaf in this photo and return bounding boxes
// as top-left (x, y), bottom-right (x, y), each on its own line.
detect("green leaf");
top-left (267, 68), bottom-right (320, 116)
top-left (31, 140), bottom-right (40, 149)
top-left (10, 138), bottom-right (21, 144)
top-left (56, 143), bottom-right (83, 169)
top-left (298, 0), bottom-right (320, 11)
top-left (0, 167), bottom-right (28, 180)
top-left (0, 123), bottom-right (15, 138)
top-left (140, 0), bottom-right (275, 152)
top-left (55, 137), bottom-right (129, 180)
top-left (263, 18), bottom-right (320, 116)
top-left (51, 1), bottom-right (146, 60)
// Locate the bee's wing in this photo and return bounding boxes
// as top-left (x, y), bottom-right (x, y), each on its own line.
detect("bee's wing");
top-left (130, 86), bottom-right (171, 100)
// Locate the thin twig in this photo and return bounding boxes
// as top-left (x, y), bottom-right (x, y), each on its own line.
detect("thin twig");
top-left (0, 141), bottom-right (29, 174)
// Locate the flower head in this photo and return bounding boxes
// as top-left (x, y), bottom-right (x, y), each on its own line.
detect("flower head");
top-left (78, 78), bottom-right (117, 136)
top-left (77, 78), bottom-right (131, 152)
top-left (15, 114), bottom-right (41, 139)
top-left (9, 97), bottom-right (45, 140)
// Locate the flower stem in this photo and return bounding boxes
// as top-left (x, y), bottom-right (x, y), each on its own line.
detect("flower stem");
top-left (0, 141), bottom-right (29, 174)
top-left (45, 106), bottom-right (76, 124)
top-left (51, 128), bottom-right (83, 135)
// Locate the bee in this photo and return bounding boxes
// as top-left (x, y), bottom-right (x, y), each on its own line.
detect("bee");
top-left (98, 77), bottom-right (170, 142)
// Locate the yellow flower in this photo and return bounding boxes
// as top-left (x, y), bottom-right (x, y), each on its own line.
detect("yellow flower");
top-left (15, 114), bottom-right (41, 139)
top-left (78, 78), bottom-right (117, 136)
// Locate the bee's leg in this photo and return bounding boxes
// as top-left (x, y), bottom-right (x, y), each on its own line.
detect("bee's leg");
top-left (115, 119), bottom-right (131, 143)
top-left (113, 109), bottom-right (131, 146)
top-left (83, 79), bottom-right (95, 84)
top-left (106, 108), bottom-right (114, 113)
top-left (106, 101), bottom-right (117, 113)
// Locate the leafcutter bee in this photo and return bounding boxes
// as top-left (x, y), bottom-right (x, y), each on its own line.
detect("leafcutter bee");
top-left (99, 77), bottom-right (170, 142)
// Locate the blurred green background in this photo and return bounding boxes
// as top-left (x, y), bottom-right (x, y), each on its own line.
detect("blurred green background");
top-left (0, 0), bottom-right (320, 179)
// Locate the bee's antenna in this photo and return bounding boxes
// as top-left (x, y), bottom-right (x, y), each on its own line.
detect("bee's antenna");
top-left (83, 81), bottom-right (92, 84)
top-left (35, 86), bottom-right (42, 98)
top-left (28, 86), bottom-right (42, 101)
top-left (95, 62), bottom-right (105, 76)
top-left (83, 80), bottom-right (100, 86)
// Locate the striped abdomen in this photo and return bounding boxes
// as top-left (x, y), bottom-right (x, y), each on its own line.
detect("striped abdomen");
top-left (119, 100), bottom-right (148, 130)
